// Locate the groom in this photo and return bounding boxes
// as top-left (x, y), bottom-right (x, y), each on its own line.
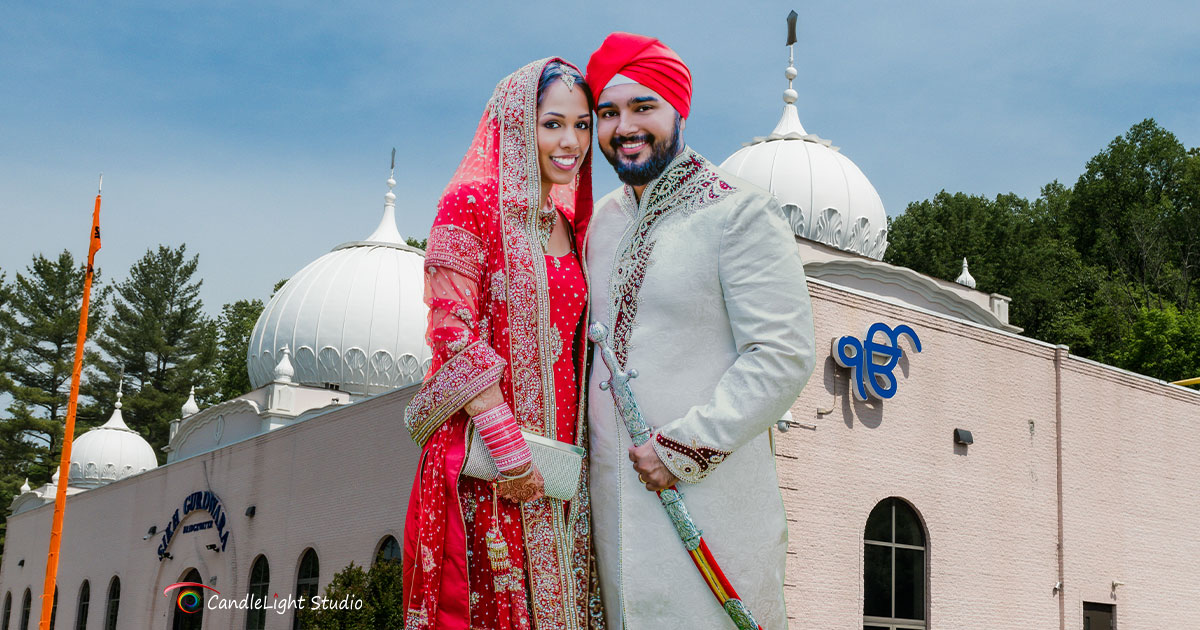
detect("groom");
top-left (583, 33), bottom-right (816, 629)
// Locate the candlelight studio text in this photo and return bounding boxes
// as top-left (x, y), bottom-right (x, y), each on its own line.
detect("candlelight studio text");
top-left (203, 592), bottom-right (363, 614)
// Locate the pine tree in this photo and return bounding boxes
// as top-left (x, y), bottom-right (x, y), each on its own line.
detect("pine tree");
top-left (92, 244), bottom-right (216, 460)
top-left (0, 252), bottom-right (106, 553)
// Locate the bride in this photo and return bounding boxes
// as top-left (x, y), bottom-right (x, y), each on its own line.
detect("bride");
top-left (402, 57), bottom-right (603, 630)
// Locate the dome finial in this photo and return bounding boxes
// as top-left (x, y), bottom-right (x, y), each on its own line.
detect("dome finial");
top-left (274, 345), bottom-right (295, 383)
top-left (784, 10), bottom-right (799, 105)
top-left (387, 147), bottom-right (397, 206)
top-left (765, 11), bottom-right (807, 138)
top-left (102, 384), bottom-right (132, 431)
top-left (782, 9), bottom-right (801, 105)
top-left (366, 148), bottom-right (405, 244)
top-left (181, 385), bottom-right (200, 417)
top-left (956, 257), bottom-right (977, 289)
top-left (19, 478), bottom-right (30, 494)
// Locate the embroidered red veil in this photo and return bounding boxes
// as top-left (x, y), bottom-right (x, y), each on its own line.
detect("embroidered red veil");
top-left (402, 57), bottom-right (599, 630)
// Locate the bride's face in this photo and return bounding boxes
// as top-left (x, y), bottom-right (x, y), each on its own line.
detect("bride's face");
top-left (536, 80), bottom-right (592, 189)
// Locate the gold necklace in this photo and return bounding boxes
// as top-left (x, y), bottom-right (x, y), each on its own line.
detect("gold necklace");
top-left (536, 199), bottom-right (557, 251)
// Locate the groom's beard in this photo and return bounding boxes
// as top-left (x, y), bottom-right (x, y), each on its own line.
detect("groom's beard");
top-left (601, 116), bottom-right (684, 187)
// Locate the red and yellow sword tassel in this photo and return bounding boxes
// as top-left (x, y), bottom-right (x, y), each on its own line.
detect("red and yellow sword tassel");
top-left (657, 485), bottom-right (764, 630)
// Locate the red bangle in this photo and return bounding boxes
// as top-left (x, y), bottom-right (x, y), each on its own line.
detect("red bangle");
top-left (473, 403), bottom-right (531, 471)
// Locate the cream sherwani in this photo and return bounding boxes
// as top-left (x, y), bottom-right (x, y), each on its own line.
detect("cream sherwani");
top-left (586, 147), bottom-right (816, 629)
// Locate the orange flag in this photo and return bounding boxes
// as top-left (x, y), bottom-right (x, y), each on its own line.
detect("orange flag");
top-left (40, 178), bottom-right (102, 630)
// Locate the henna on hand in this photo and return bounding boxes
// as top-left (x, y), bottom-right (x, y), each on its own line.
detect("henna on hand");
top-left (497, 462), bottom-right (545, 503)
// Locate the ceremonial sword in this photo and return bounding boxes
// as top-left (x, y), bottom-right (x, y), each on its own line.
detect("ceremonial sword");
top-left (588, 322), bottom-right (764, 630)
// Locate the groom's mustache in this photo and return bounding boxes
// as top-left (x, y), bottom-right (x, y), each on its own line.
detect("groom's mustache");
top-left (609, 133), bottom-right (654, 157)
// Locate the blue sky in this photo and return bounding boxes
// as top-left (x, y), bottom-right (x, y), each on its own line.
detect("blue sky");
top-left (1, 0), bottom-right (1198, 313)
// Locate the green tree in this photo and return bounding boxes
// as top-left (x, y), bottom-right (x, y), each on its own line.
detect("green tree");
top-left (295, 559), bottom-right (404, 629)
top-left (1068, 118), bottom-right (1199, 310)
top-left (90, 244), bottom-right (216, 459)
top-left (884, 120), bottom-right (1199, 380)
top-left (404, 236), bottom-right (427, 250)
top-left (884, 188), bottom-right (1090, 342)
top-left (1110, 304), bottom-right (1200, 383)
top-left (885, 190), bottom-right (1024, 288)
top-left (0, 253), bottom-right (106, 554)
top-left (213, 299), bottom-right (264, 400)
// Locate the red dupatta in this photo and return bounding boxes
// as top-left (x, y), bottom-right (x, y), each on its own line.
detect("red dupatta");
top-left (403, 57), bottom-right (597, 630)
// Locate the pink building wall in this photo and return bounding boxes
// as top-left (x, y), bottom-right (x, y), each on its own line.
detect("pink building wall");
top-left (780, 280), bottom-right (1200, 629)
top-left (1059, 358), bottom-right (1200, 628)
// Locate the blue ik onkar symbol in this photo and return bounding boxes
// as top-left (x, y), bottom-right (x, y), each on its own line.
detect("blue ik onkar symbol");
top-left (833, 323), bottom-right (921, 401)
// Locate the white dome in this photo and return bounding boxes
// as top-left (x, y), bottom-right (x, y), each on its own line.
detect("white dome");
top-left (247, 177), bottom-right (432, 395)
top-left (721, 102), bottom-right (888, 260)
top-left (69, 393), bottom-right (158, 489)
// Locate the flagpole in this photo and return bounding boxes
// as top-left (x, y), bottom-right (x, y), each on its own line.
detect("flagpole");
top-left (39, 175), bottom-right (103, 630)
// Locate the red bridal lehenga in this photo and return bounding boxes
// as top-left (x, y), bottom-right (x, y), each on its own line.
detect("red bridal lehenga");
top-left (402, 57), bottom-right (603, 630)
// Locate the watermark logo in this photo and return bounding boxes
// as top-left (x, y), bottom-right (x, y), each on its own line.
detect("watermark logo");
top-left (163, 582), bottom-right (220, 614)
top-left (160, 583), bottom-right (362, 615)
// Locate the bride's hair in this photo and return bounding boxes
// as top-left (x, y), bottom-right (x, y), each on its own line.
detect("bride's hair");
top-left (537, 61), bottom-right (594, 111)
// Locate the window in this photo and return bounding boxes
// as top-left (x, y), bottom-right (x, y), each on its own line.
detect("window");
top-left (171, 569), bottom-right (203, 630)
top-left (74, 581), bottom-right (89, 630)
top-left (375, 536), bottom-right (401, 565)
top-left (18, 590), bottom-right (30, 630)
top-left (863, 497), bottom-right (927, 630)
top-left (1083, 602), bottom-right (1115, 630)
top-left (103, 578), bottom-right (119, 630)
top-left (293, 548), bottom-right (319, 630)
top-left (48, 587), bottom-right (57, 630)
top-left (3, 591), bottom-right (10, 630)
top-left (245, 556), bottom-right (270, 630)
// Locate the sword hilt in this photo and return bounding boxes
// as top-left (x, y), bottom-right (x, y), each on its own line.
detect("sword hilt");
top-left (589, 322), bottom-right (638, 387)
top-left (588, 321), bottom-right (651, 445)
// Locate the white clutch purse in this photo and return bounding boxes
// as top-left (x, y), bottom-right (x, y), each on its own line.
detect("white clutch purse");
top-left (462, 427), bottom-right (584, 501)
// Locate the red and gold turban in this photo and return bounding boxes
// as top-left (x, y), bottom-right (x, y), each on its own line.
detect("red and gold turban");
top-left (585, 32), bottom-right (693, 119)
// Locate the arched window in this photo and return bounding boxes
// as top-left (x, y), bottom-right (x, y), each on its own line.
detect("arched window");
top-left (171, 569), bottom-right (203, 630)
top-left (375, 536), bottom-right (401, 565)
top-left (18, 589), bottom-right (30, 630)
top-left (102, 578), bottom-right (119, 630)
top-left (863, 497), bottom-right (927, 630)
top-left (3, 591), bottom-right (11, 630)
top-left (245, 556), bottom-right (270, 630)
top-left (293, 549), bottom-right (319, 630)
top-left (74, 581), bottom-right (89, 630)
top-left (48, 587), bottom-right (57, 630)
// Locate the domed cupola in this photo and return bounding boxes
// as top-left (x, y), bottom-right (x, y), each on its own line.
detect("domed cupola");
top-left (247, 162), bottom-right (432, 396)
top-left (720, 18), bottom-right (888, 260)
top-left (69, 389), bottom-right (158, 489)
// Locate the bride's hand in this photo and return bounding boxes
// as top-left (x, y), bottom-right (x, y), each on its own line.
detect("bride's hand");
top-left (497, 462), bottom-right (545, 503)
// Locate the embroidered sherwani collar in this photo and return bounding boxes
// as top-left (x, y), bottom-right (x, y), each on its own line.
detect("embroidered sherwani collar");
top-left (622, 145), bottom-right (703, 217)
top-left (606, 145), bottom-right (736, 369)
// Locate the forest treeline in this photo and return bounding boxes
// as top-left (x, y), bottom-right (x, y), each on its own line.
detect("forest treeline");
top-left (885, 119), bottom-right (1199, 383)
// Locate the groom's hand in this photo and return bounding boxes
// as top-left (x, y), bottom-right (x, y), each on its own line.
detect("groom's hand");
top-left (629, 441), bottom-right (677, 492)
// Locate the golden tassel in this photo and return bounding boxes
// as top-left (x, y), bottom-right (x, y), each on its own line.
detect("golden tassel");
top-left (486, 484), bottom-right (512, 574)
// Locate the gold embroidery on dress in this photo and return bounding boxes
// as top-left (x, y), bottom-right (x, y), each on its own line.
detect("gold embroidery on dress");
top-left (550, 324), bottom-right (564, 359)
